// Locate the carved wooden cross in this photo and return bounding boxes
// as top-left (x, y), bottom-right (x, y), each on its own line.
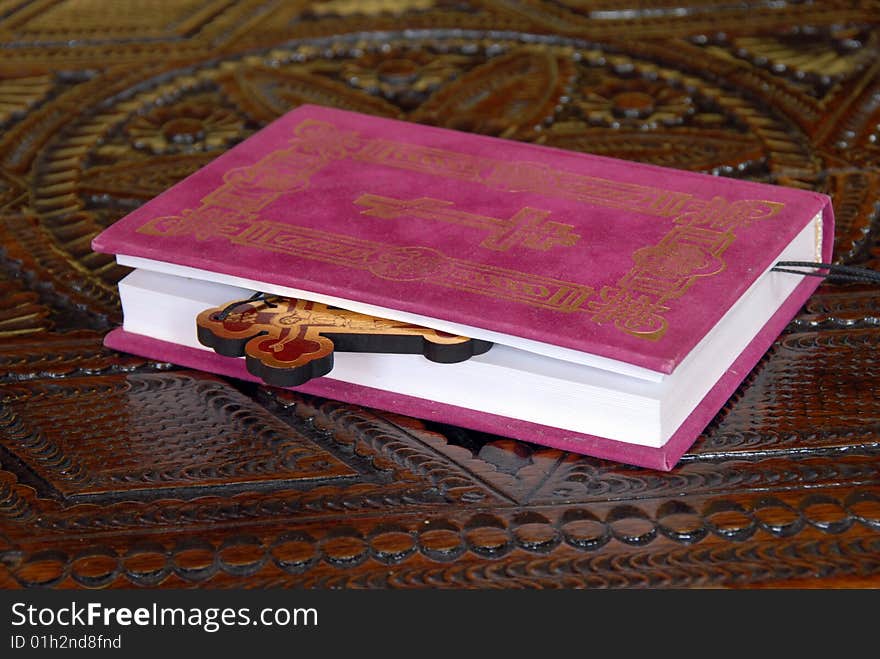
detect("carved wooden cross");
top-left (197, 296), bottom-right (492, 387)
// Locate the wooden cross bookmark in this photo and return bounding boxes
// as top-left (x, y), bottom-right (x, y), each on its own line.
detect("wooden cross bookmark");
top-left (197, 295), bottom-right (493, 387)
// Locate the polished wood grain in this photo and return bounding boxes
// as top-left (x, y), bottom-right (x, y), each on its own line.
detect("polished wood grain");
top-left (0, 0), bottom-right (878, 589)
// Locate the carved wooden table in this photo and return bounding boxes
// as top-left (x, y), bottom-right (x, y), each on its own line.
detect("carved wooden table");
top-left (0, 1), bottom-right (878, 589)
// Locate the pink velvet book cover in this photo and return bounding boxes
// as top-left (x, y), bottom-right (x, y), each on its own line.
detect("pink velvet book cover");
top-left (93, 104), bottom-right (835, 470)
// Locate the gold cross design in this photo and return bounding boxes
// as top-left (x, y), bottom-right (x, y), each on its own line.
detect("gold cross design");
top-left (355, 194), bottom-right (581, 252)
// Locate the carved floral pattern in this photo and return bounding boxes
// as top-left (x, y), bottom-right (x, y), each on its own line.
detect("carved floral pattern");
top-left (125, 101), bottom-right (246, 155)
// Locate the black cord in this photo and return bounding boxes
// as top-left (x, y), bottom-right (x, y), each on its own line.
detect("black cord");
top-left (215, 291), bottom-right (278, 320)
top-left (772, 261), bottom-right (880, 285)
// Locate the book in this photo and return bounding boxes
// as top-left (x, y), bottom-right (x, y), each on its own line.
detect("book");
top-left (91, 104), bottom-right (834, 471)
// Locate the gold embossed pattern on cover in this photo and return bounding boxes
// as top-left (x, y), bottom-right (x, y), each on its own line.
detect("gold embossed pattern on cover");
top-left (135, 118), bottom-right (787, 339)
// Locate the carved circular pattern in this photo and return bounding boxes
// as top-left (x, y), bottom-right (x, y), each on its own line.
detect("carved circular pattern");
top-left (270, 533), bottom-right (319, 575)
top-left (10, 494), bottom-right (879, 587)
top-left (122, 545), bottom-right (170, 587)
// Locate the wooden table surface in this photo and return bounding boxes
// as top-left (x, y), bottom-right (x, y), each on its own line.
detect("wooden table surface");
top-left (0, 0), bottom-right (878, 589)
